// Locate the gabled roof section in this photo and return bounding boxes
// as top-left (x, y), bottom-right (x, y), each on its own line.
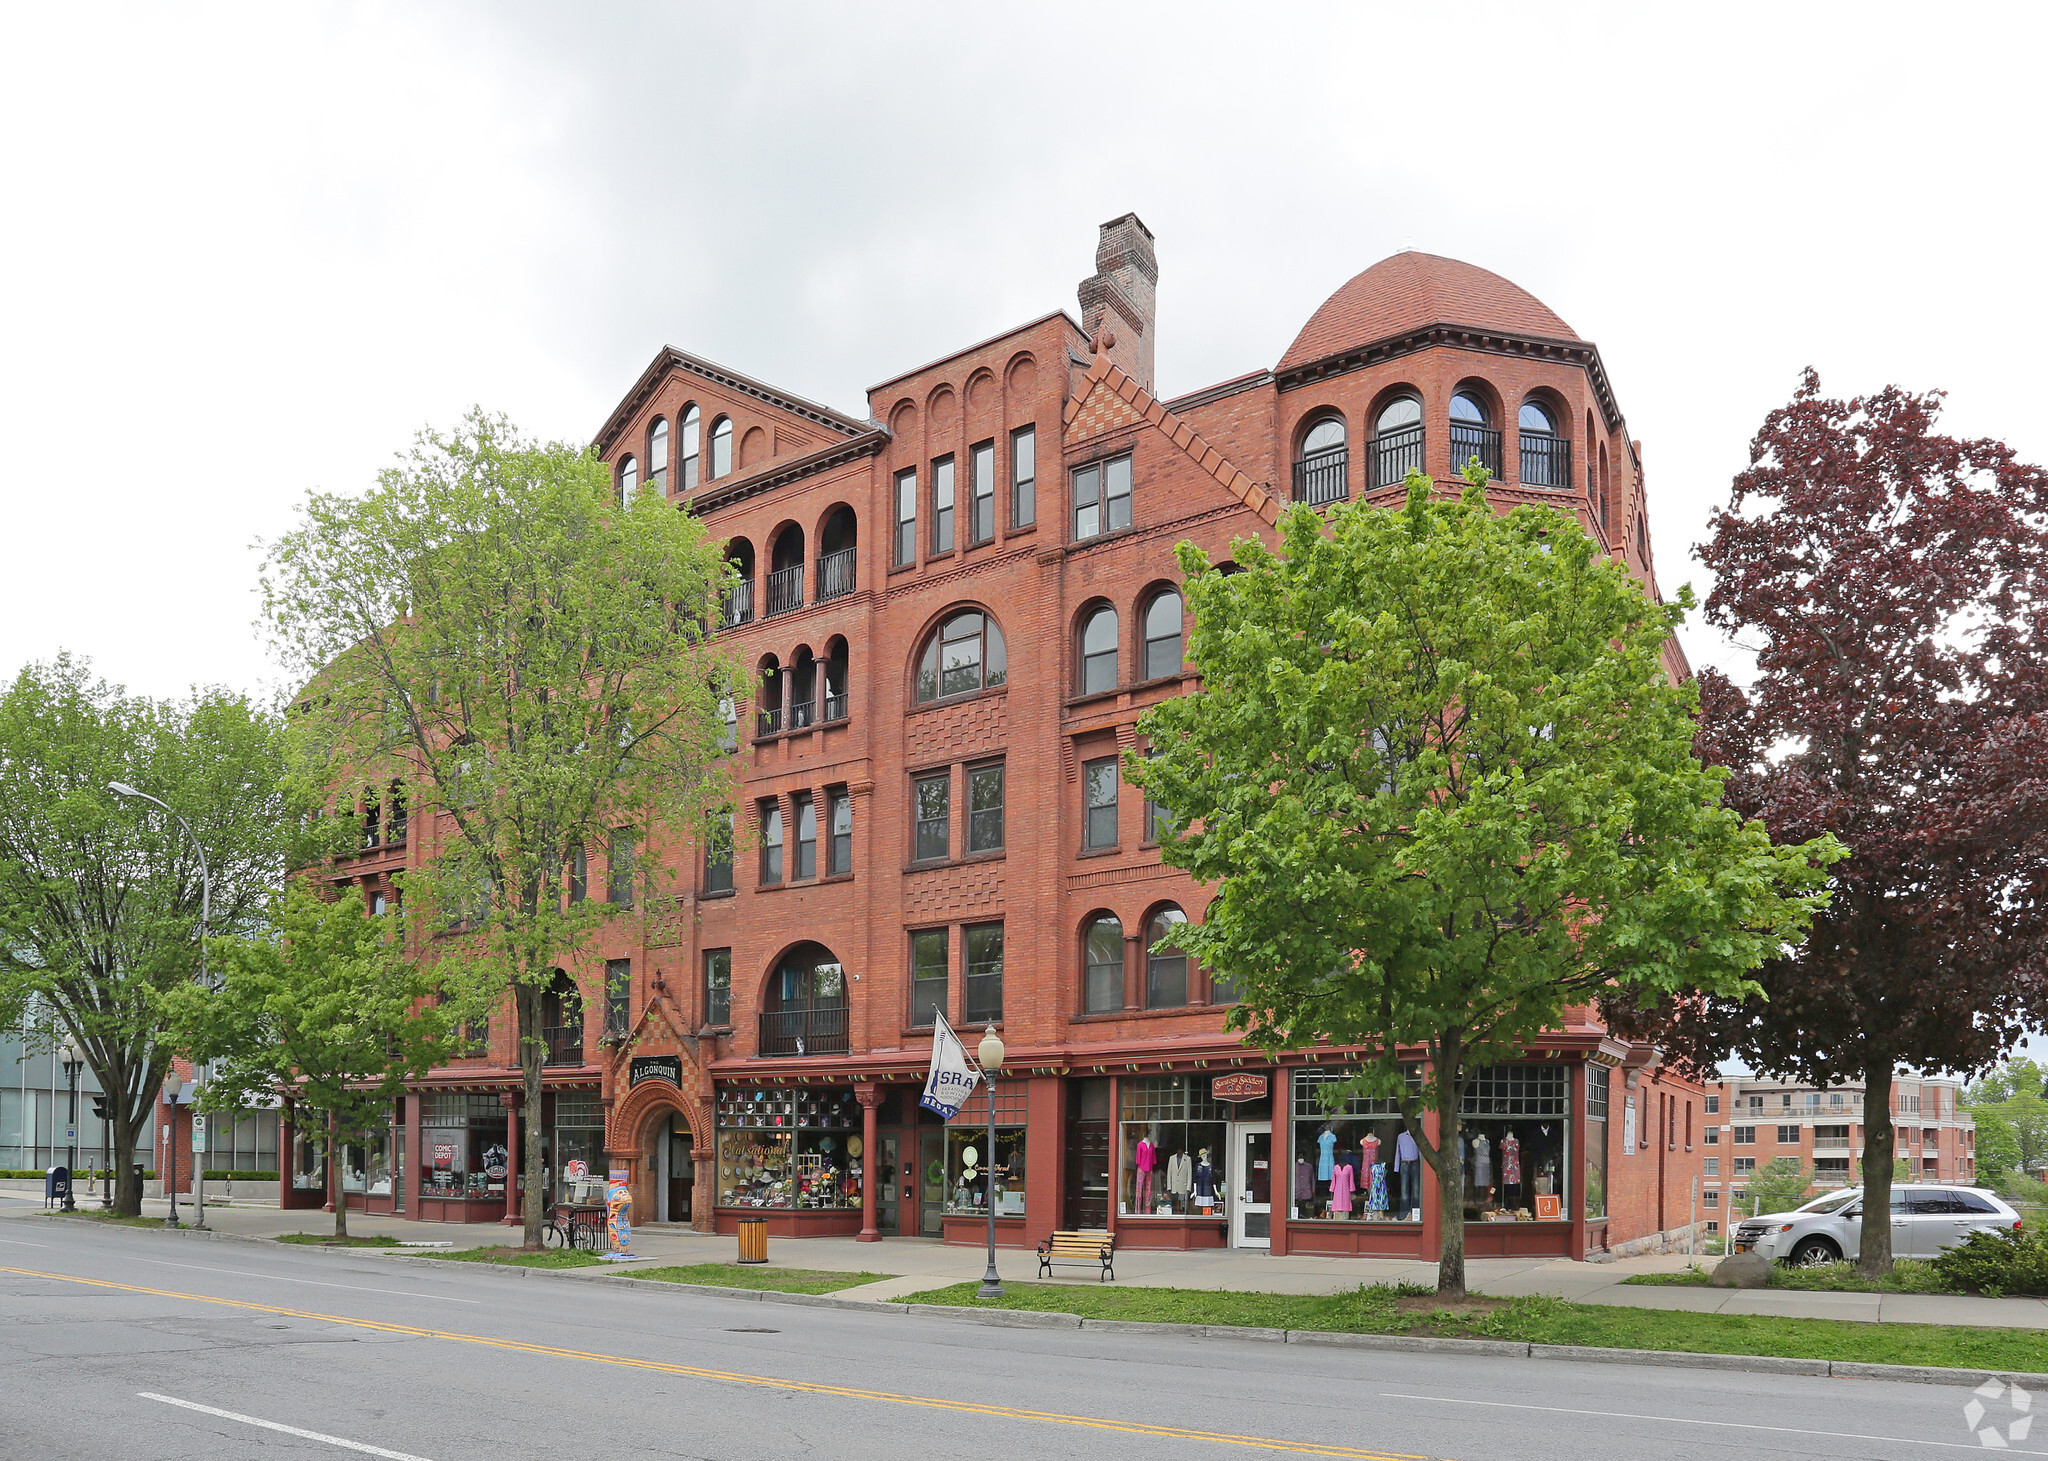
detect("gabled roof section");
top-left (1064, 352), bottom-right (1278, 525)
top-left (593, 346), bottom-right (875, 456)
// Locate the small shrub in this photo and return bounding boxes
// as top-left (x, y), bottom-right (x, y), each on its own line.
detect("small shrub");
top-left (1932, 1229), bottom-right (2048, 1297)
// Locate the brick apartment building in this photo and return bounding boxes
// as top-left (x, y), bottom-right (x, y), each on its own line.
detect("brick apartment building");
top-left (1701, 1074), bottom-right (1979, 1232)
top-left (291, 215), bottom-right (1707, 1262)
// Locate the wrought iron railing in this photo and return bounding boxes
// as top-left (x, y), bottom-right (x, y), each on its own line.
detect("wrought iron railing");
top-left (764, 564), bottom-right (804, 617)
top-left (821, 691), bottom-right (848, 724)
top-left (756, 705), bottom-right (782, 738)
top-left (722, 580), bottom-right (754, 629)
top-left (1450, 424), bottom-right (1502, 479)
top-left (758, 1005), bottom-right (849, 1057)
top-left (1372, 425), bottom-right (1425, 488)
top-left (1291, 447), bottom-right (1348, 505)
top-left (816, 547), bottom-right (856, 602)
top-left (542, 1024), bottom-right (584, 1067)
top-left (789, 691), bottom-right (815, 731)
top-left (1519, 434), bottom-right (1571, 490)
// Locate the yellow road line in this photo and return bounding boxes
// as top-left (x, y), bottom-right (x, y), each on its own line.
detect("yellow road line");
top-left (5, 1266), bottom-right (1435, 1460)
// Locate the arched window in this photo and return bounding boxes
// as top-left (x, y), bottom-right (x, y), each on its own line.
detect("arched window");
top-left (756, 655), bottom-right (782, 736)
top-left (1295, 416), bottom-right (1348, 505)
top-left (822, 636), bottom-right (850, 723)
top-left (915, 610), bottom-right (1007, 703)
top-left (617, 454), bottom-right (639, 508)
top-left (1448, 391), bottom-right (1499, 478)
top-left (1083, 915), bottom-right (1124, 1014)
top-left (1146, 906), bottom-right (1188, 1009)
top-left (1142, 591), bottom-right (1182, 681)
top-left (648, 418), bottom-right (669, 493)
top-left (543, 969), bottom-right (584, 1064)
top-left (762, 944), bottom-right (848, 1055)
top-left (680, 405), bottom-right (702, 489)
top-left (789, 648), bottom-right (817, 730)
top-left (1079, 606), bottom-right (1118, 695)
top-left (710, 416), bottom-right (733, 479)
top-left (1518, 400), bottom-right (1567, 490)
top-left (1372, 396), bottom-right (1423, 487)
top-left (760, 800), bottom-right (784, 885)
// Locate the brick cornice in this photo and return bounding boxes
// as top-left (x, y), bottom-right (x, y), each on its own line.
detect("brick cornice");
top-left (593, 345), bottom-right (877, 457)
top-left (688, 431), bottom-right (890, 515)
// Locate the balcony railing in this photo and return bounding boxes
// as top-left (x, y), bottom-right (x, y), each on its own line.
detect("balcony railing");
top-left (821, 691), bottom-right (848, 724)
top-left (1372, 425), bottom-right (1424, 488)
top-left (722, 580), bottom-right (754, 629)
top-left (1519, 433), bottom-right (1572, 490)
top-left (387, 814), bottom-right (407, 846)
top-left (764, 564), bottom-right (804, 617)
top-left (816, 547), bottom-right (857, 602)
top-left (756, 705), bottom-right (782, 738)
top-left (758, 1005), bottom-right (849, 1057)
top-left (1291, 447), bottom-right (1349, 505)
top-left (789, 692), bottom-right (815, 731)
top-left (542, 1024), bottom-right (584, 1067)
top-left (1450, 423), bottom-right (1502, 479)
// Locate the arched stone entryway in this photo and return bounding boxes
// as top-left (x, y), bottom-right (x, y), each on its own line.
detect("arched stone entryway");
top-left (607, 1075), bottom-right (713, 1231)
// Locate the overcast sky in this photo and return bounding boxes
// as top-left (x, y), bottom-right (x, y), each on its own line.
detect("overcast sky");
top-left (4, 2), bottom-right (2044, 708)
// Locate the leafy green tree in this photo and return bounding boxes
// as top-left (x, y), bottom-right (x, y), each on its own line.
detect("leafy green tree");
top-left (1133, 469), bottom-right (1837, 1297)
top-left (164, 884), bottom-right (453, 1238)
top-left (260, 411), bottom-right (737, 1246)
top-left (1973, 1106), bottom-right (2023, 1183)
top-left (1967, 1059), bottom-right (2048, 1180)
top-left (0, 656), bottom-right (297, 1215)
top-left (1743, 1156), bottom-right (1815, 1216)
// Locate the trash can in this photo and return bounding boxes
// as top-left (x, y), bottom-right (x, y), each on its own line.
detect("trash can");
top-left (735, 1216), bottom-right (768, 1265)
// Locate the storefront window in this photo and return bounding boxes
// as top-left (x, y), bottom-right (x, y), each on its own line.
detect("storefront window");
top-left (340, 1141), bottom-right (367, 1194)
top-left (419, 1092), bottom-right (508, 1201)
top-left (291, 1125), bottom-right (327, 1191)
top-left (1292, 1067), bottom-right (1423, 1223)
top-left (1460, 1064), bottom-right (1570, 1223)
top-left (553, 1093), bottom-right (607, 1206)
top-left (1120, 1076), bottom-right (1226, 1218)
top-left (1584, 1065), bottom-right (1609, 1222)
top-left (946, 1081), bottom-right (1026, 1217)
top-left (715, 1086), bottom-right (861, 1210)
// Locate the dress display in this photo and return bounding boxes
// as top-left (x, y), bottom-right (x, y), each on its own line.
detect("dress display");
top-left (1501, 1133), bottom-right (1521, 1187)
top-left (1471, 1133), bottom-right (1492, 1188)
top-left (1367, 1161), bottom-right (1388, 1212)
top-left (1329, 1160), bottom-right (1355, 1214)
top-left (1317, 1127), bottom-right (1337, 1180)
top-left (1166, 1150), bottom-right (1193, 1201)
top-left (1295, 1159), bottom-right (1314, 1201)
top-left (1194, 1156), bottom-right (1216, 1204)
top-left (1135, 1136), bottom-right (1157, 1210)
top-left (1360, 1133), bottom-right (1380, 1174)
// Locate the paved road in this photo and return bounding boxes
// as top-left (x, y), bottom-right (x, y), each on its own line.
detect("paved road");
top-left (0, 1218), bottom-right (2034, 1460)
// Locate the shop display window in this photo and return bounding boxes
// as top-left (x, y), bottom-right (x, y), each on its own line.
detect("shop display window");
top-left (419, 1092), bottom-right (508, 1200)
top-left (338, 1128), bottom-right (393, 1195)
top-left (291, 1126), bottom-right (327, 1191)
top-left (553, 1093), bottom-right (608, 1206)
top-left (1584, 1065), bottom-right (1609, 1221)
top-left (716, 1087), bottom-right (862, 1210)
top-left (1119, 1076), bottom-right (1227, 1217)
top-left (1291, 1067), bottom-right (1423, 1223)
top-left (1458, 1065), bottom-right (1569, 1223)
top-left (945, 1080), bottom-right (1026, 1216)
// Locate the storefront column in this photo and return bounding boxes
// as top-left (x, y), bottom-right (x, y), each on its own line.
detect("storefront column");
top-left (856, 1084), bottom-right (883, 1242)
top-left (1026, 1075), bottom-right (1062, 1249)
top-left (1270, 1067), bottom-right (1291, 1257)
top-left (500, 1091), bottom-right (522, 1227)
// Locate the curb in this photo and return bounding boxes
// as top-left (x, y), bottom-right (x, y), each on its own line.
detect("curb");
top-left (31, 1220), bottom-right (2048, 1389)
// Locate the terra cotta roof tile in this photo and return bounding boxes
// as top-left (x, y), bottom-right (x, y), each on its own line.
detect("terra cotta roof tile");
top-left (1278, 252), bottom-right (1578, 373)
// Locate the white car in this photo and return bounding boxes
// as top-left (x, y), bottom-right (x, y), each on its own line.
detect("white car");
top-left (1732, 1184), bottom-right (2021, 1266)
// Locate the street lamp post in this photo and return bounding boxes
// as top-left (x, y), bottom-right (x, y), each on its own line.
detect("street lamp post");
top-left (976, 1024), bottom-right (1005, 1299)
top-left (58, 1039), bottom-right (82, 1212)
top-left (162, 1076), bottom-right (182, 1229)
top-left (109, 782), bottom-right (210, 1232)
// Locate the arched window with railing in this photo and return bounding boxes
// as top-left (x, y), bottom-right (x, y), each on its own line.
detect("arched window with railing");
top-left (760, 944), bottom-right (848, 1055)
top-left (723, 539), bottom-right (756, 628)
top-left (822, 636), bottom-right (850, 723)
top-left (1517, 399), bottom-right (1569, 490)
top-left (1292, 415), bottom-right (1348, 505)
top-left (1448, 390), bottom-right (1500, 478)
top-left (542, 970), bottom-right (585, 1066)
top-left (1372, 396), bottom-right (1423, 487)
top-left (817, 505), bottom-right (858, 602)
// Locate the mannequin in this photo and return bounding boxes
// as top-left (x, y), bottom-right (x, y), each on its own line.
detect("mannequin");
top-left (1367, 1158), bottom-right (1388, 1214)
top-left (1166, 1147), bottom-right (1193, 1208)
top-left (1316, 1122), bottom-right (1337, 1181)
top-left (1328, 1154), bottom-right (1356, 1217)
top-left (1193, 1148), bottom-right (1216, 1211)
top-left (1394, 1127), bottom-right (1421, 1213)
top-left (1501, 1129), bottom-right (1521, 1203)
top-left (1134, 1126), bottom-right (1158, 1211)
top-left (1471, 1132), bottom-right (1492, 1190)
top-left (1360, 1130), bottom-right (1381, 1176)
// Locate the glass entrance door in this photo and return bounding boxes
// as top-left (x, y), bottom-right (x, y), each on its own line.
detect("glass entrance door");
top-left (919, 1131), bottom-right (945, 1236)
top-left (1232, 1122), bottom-right (1272, 1248)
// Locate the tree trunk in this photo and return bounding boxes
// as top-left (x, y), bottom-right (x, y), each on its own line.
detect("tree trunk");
top-left (1434, 1072), bottom-right (1467, 1300)
top-left (519, 982), bottom-right (546, 1249)
top-left (331, 1114), bottom-right (349, 1240)
top-left (1858, 1062), bottom-right (1894, 1277)
top-left (111, 1107), bottom-right (143, 1216)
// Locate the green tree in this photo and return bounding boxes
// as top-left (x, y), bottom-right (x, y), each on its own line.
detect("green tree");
top-left (0, 656), bottom-right (297, 1215)
top-left (1743, 1156), bottom-right (1815, 1216)
top-left (1973, 1106), bottom-right (2023, 1183)
top-left (1966, 1059), bottom-right (2048, 1180)
top-left (260, 411), bottom-right (737, 1246)
top-left (1133, 470), bottom-right (1837, 1298)
top-left (164, 884), bottom-right (453, 1238)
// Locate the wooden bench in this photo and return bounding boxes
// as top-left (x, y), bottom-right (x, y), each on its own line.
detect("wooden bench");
top-left (1037, 1229), bottom-right (1116, 1281)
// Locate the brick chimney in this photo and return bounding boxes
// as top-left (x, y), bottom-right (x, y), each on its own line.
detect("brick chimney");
top-left (1077, 212), bottom-right (1157, 392)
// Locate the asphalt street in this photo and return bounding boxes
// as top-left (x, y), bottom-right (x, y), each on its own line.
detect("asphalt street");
top-left (0, 1214), bottom-right (2037, 1461)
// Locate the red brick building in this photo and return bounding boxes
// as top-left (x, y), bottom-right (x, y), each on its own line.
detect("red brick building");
top-left (309, 216), bottom-right (1706, 1261)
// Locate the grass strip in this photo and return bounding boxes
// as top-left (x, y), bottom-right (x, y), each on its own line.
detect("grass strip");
top-left (902, 1280), bottom-right (2048, 1372)
top-left (43, 1210), bottom-right (166, 1229)
top-left (412, 1244), bottom-right (606, 1269)
top-left (1625, 1260), bottom-right (1952, 1294)
top-left (626, 1263), bottom-right (898, 1295)
top-left (274, 1232), bottom-right (402, 1247)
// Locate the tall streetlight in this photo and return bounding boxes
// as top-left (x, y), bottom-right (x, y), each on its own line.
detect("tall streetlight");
top-left (108, 781), bottom-right (211, 1232)
top-left (161, 1075), bottom-right (183, 1229)
top-left (976, 1024), bottom-right (1005, 1299)
top-left (58, 1038), bottom-right (82, 1212)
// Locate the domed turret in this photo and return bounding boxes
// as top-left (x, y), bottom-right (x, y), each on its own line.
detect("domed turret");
top-left (1279, 252), bottom-right (1577, 374)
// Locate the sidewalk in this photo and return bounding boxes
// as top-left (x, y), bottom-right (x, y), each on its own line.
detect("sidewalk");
top-left (10, 1191), bottom-right (2047, 1331)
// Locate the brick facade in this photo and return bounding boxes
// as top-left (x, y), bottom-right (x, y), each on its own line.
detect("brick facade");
top-left (323, 218), bottom-right (1700, 1261)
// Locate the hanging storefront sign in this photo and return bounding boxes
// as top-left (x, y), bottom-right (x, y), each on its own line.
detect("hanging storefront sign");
top-left (1211, 1073), bottom-right (1269, 1104)
top-left (630, 1055), bottom-right (683, 1090)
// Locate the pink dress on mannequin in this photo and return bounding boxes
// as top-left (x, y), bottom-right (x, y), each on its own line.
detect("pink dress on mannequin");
top-left (1135, 1137), bottom-right (1157, 1210)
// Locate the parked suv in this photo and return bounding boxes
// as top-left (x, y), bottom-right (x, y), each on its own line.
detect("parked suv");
top-left (1733, 1184), bottom-right (2020, 1266)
